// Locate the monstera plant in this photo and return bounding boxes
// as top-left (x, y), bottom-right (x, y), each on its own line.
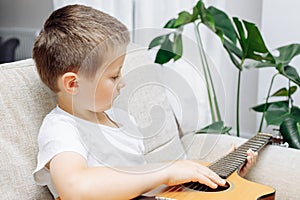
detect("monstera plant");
top-left (148, 0), bottom-right (300, 149)
top-left (250, 44), bottom-right (300, 149)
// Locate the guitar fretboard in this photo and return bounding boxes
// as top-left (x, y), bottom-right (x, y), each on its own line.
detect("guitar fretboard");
top-left (208, 133), bottom-right (272, 178)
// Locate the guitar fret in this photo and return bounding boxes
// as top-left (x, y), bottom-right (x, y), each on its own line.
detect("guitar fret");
top-left (245, 142), bottom-right (262, 147)
top-left (212, 164), bottom-right (240, 173)
top-left (217, 162), bottom-right (241, 169)
top-left (240, 143), bottom-right (261, 149)
top-left (212, 156), bottom-right (244, 166)
top-left (228, 152), bottom-right (247, 158)
top-left (210, 160), bottom-right (244, 176)
top-left (221, 160), bottom-right (245, 167)
top-left (221, 160), bottom-right (242, 166)
top-left (217, 167), bottom-right (238, 178)
top-left (220, 167), bottom-right (236, 174)
top-left (255, 138), bottom-right (269, 142)
top-left (224, 155), bottom-right (246, 163)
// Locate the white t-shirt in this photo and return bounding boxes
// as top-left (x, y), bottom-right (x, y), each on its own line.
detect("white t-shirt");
top-left (33, 106), bottom-right (145, 198)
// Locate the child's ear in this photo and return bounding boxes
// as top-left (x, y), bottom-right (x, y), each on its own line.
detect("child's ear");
top-left (61, 72), bottom-right (79, 95)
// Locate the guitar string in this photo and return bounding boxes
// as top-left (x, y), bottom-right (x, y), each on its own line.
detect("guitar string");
top-left (156, 176), bottom-right (212, 199)
top-left (155, 184), bottom-right (182, 199)
top-left (165, 185), bottom-right (183, 199)
top-left (154, 173), bottom-right (214, 199)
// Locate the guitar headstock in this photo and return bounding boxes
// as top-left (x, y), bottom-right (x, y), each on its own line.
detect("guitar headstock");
top-left (260, 132), bottom-right (288, 147)
top-left (269, 135), bottom-right (284, 145)
top-left (260, 126), bottom-right (289, 147)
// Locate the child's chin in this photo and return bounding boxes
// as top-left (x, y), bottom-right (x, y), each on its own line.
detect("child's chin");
top-left (112, 94), bottom-right (120, 102)
top-left (113, 93), bottom-right (120, 99)
top-left (91, 104), bottom-right (112, 112)
top-left (103, 104), bottom-right (113, 111)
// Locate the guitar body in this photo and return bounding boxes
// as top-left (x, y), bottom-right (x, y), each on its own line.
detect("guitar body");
top-left (155, 162), bottom-right (275, 200)
top-left (136, 133), bottom-right (277, 200)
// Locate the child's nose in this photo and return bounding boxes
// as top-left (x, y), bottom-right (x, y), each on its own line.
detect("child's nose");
top-left (117, 78), bottom-right (126, 89)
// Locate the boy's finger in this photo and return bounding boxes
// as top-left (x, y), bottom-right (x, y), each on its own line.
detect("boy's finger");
top-left (246, 149), bottom-right (258, 165)
top-left (197, 167), bottom-right (226, 188)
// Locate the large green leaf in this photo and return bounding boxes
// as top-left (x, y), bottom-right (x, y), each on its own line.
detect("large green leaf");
top-left (244, 60), bottom-right (276, 69)
top-left (274, 43), bottom-right (300, 66)
top-left (230, 18), bottom-right (274, 64)
top-left (194, 0), bottom-right (215, 31)
top-left (173, 11), bottom-right (194, 28)
top-left (223, 43), bottom-right (241, 69)
top-left (251, 100), bottom-right (288, 113)
top-left (290, 106), bottom-right (300, 122)
top-left (164, 18), bottom-right (177, 29)
top-left (148, 35), bottom-right (168, 50)
top-left (172, 33), bottom-right (183, 61)
top-left (280, 117), bottom-right (300, 149)
top-left (243, 20), bottom-right (269, 56)
top-left (154, 37), bottom-right (176, 64)
top-left (271, 86), bottom-right (297, 97)
top-left (269, 44), bottom-right (300, 83)
top-left (277, 65), bottom-right (300, 86)
top-left (207, 6), bottom-right (236, 44)
top-left (191, 3), bottom-right (200, 21)
top-left (265, 102), bottom-right (290, 126)
top-left (196, 121), bottom-right (232, 134)
top-left (233, 17), bottom-right (246, 52)
top-left (223, 38), bottom-right (241, 58)
top-left (242, 20), bottom-right (273, 61)
top-left (247, 44), bottom-right (300, 70)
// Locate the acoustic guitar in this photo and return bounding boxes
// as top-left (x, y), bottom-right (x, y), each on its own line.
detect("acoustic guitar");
top-left (136, 133), bottom-right (276, 200)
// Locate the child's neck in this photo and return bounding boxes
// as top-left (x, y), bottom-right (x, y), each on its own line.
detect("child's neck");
top-left (57, 99), bottom-right (118, 128)
top-left (96, 112), bottom-right (119, 128)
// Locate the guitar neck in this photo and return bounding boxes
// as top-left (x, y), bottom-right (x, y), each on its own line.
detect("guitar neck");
top-left (209, 133), bottom-right (272, 178)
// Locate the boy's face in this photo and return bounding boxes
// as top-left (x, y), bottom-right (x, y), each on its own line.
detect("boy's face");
top-left (74, 54), bottom-right (126, 113)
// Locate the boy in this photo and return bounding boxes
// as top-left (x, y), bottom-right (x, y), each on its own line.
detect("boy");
top-left (33, 4), bottom-right (257, 200)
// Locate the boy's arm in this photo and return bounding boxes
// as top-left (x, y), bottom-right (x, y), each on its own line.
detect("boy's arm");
top-left (50, 152), bottom-right (226, 200)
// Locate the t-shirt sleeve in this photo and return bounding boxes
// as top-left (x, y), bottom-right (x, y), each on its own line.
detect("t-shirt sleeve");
top-left (33, 116), bottom-right (88, 185)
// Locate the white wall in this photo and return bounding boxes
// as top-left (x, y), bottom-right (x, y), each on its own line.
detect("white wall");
top-left (258, 0), bottom-right (300, 130)
top-left (0, 0), bottom-right (53, 29)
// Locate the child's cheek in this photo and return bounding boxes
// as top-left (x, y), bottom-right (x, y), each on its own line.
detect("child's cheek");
top-left (94, 82), bottom-right (114, 105)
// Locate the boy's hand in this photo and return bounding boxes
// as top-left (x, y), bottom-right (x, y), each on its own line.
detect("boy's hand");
top-left (227, 144), bottom-right (258, 177)
top-left (239, 148), bottom-right (258, 177)
top-left (165, 160), bottom-right (226, 189)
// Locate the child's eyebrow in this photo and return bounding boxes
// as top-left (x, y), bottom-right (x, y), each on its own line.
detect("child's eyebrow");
top-left (116, 66), bottom-right (122, 74)
top-left (110, 66), bottom-right (122, 76)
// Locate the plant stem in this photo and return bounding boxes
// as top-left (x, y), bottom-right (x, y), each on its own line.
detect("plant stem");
top-left (236, 69), bottom-right (242, 137)
top-left (258, 73), bottom-right (279, 132)
top-left (194, 22), bottom-right (222, 122)
top-left (288, 80), bottom-right (293, 109)
top-left (194, 23), bottom-right (215, 122)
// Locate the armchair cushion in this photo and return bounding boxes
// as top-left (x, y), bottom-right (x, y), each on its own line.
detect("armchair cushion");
top-left (0, 59), bottom-right (55, 199)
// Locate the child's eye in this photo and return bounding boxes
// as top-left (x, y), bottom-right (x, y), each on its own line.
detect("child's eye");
top-left (112, 76), bottom-right (119, 80)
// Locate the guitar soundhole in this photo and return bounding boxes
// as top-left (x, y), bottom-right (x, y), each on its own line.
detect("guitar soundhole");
top-left (182, 181), bottom-right (230, 192)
